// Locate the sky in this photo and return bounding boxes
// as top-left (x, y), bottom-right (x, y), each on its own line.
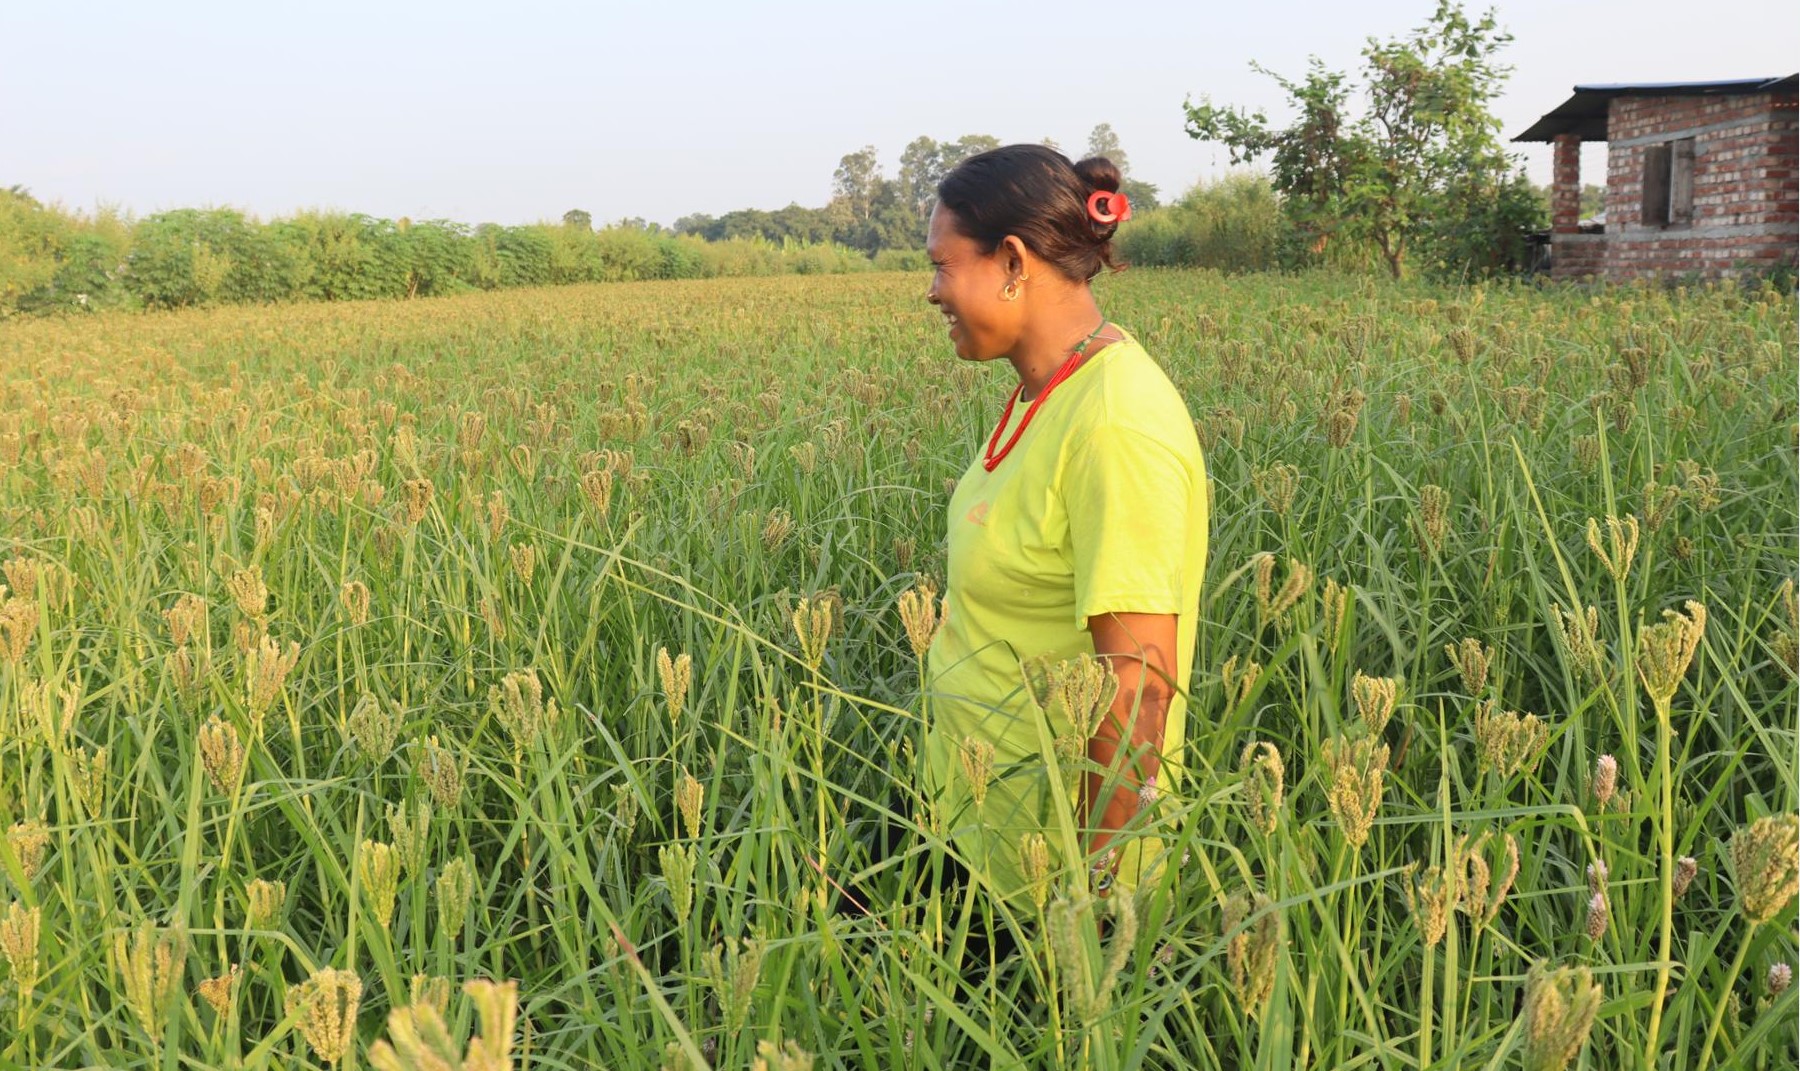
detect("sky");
top-left (3, 0), bottom-right (1795, 228)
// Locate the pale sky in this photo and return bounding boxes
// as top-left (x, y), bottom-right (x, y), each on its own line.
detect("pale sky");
top-left (2, 0), bottom-right (1794, 228)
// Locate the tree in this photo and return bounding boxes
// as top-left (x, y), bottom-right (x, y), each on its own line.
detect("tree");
top-left (1084, 123), bottom-right (1158, 211)
top-left (1579, 183), bottom-right (1605, 219)
top-left (1183, 0), bottom-right (1539, 278)
top-left (832, 146), bottom-right (882, 223)
top-left (562, 209), bottom-right (592, 230)
top-left (939, 134), bottom-right (1000, 172)
top-left (896, 136), bottom-right (944, 220)
top-left (1087, 123), bottom-right (1129, 176)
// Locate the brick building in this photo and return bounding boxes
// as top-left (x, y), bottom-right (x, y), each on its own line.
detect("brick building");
top-left (1515, 75), bottom-right (1797, 281)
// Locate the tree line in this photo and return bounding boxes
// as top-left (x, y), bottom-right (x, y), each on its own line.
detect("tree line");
top-left (671, 125), bottom-right (1162, 255)
top-left (0, 191), bottom-right (878, 317)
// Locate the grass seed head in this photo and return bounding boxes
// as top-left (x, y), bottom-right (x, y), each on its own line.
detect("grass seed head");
top-left (402, 477), bottom-right (434, 525)
top-left (1641, 480), bottom-right (1681, 532)
top-left (708, 936), bottom-right (765, 1035)
top-left (245, 878), bottom-right (286, 930)
top-left (1352, 672), bottom-right (1399, 735)
top-left (459, 978), bottom-right (520, 1071)
top-left (1557, 604), bottom-right (1605, 683)
top-left (1768, 963), bottom-right (1793, 999)
top-left (1402, 862), bottom-right (1457, 947)
top-left (507, 542), bottom-right (536, 586)
top-left (1673, 855), bottom-right (1699, 899)
top-left (762, 507), bottom-right (794, 552)
top-left (358, 839), bottom-right (402, 929)
top-left (408, 972), bottom-right (452, 1017)
top-left (164, 593), bottom-right (207, 647)
top-left (579, 468), bottom-right (614, 515)
top-left (959, 736), bottom-right (996, 808)
top-left (675, 768), bottom-right (705, 841)
top-left (0, 556), bottom-right (38, 601)
top-left (0, 595), bottom-right (38, 663)
top-left (5, 820), bottom-right (49, 878)
top-left (612, 783), bottom-right (639, 842)
top-left (71, 744), bottom-right (107, 816)
top-left (225, 564), bottom-right (268, 620)
top-left (1252, 553), bottom-right (1312, 625)
top-left (656, 647), bottom-right (692, 726)
top-left (387, 800), bottom-right (431, 875)
top-left (196, 963), bottom-right (239, 1016)
top-left (1252, 462), bottom-right (1300, 515)
top-left (348, 693), bottom-right (400, 763)
top-left (1019, 833), bottom-right (1052, 910)
top-left (1320, 578), bottom-right (1348, 652)
top-left (1223, 890), bottom-right (1281, 1020)
top-left (791, 595), bottom-right (834, 671)
top-left (197, 715), bottom-right (246, 795)
top-left (1414, 485), bottom-right (1449, 557)
top-left (1584, 513), bottom-right (1640, 583)
top-left (1320, 734), bottom-right (1388, 851)
top-left (1238, 741), bottom-right (1285, 837)
top-left (1521, 961), bottom-right (1602, 1071)
top-left (1445, 637), bottom-right (1493, 696)
top-left (113, 922), bottom-right (187, 1046)
top-left (490, 669), bottom-right (557, 755)
top-left (1458, 831), bottom-right (1519, 926)
top-left (1583, 891), bottom-right (1609, 941)
top-left (0, 901), bottom-right (40, 997)
top-left (1635, 600), bottom-right (1707, 707)
top-left (1729, 814), bottom-right (1800, 925)
top-left (752, 1039), bottom-right (815, 1071)
top-left (435, 856), bottom-right (476, 941)
top-left (1474, 701), bottom-right (1548, 778)
top-left (1221, 654), bottom-right (1262, 708)
top-left (243, 632), bottom-right (300, 724)
top-left (1591, 754), bottom-right (1618, 810)
top-left (659, 844), bottom-right (696, 926)
top-left (285, 967), bottom-right (362, 1066)
top-left (339, 580), bottom-right (370, 626)
top-left (486, 489), bottom-right (510, 540)
top-left (897, 582), bottom-right (942, 662)
top-left (1031, 652), bottom-right (1121, 740)
top-left (478, 596), bottom-right (506, 641)
top-left (418, 735), bottom-right (466, 809)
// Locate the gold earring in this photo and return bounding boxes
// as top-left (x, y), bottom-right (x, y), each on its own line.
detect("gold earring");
top-left (1003, 280), bottom-right (1021, 301)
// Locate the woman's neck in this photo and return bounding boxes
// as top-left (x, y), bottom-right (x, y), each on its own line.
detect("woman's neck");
top-left (1009, 294), bottom-right (1112, 402)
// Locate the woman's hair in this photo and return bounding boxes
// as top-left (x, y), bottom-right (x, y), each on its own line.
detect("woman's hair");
top-left (936, 144), bottom-right (1126, 281)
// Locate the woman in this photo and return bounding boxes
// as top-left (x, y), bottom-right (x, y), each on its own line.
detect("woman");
top-left (923, 145), bottom-right (1209, 905)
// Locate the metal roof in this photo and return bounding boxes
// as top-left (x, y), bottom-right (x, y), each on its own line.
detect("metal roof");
top-left (1513, 74), bottom-right (1798, 142)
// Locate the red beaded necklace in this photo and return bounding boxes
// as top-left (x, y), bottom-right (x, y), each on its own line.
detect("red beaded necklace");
top-left (982, 320), bottom-right (1109, 472)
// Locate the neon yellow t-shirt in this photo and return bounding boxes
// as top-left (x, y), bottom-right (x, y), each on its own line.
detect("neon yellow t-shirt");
top-left (923, 330), bottom-right (1209, 904)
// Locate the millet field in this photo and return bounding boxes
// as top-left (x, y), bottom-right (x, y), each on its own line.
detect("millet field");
top-left (0, 269), bottom-right (1794, 1071)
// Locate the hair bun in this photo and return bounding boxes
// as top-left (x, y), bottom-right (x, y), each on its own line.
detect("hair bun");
top-left (1073, 156), bottom-right (1122, 195)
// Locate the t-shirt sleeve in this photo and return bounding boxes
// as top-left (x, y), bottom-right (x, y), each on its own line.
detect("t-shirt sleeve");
top-left (1061, 422), bottom-right (1193, 629)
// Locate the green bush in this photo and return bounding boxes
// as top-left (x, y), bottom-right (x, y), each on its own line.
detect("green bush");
top-left (873, 248), bottom-right (930, 272)
top-left (128, 208), bottom-right (307, 309)
top-left (1117, 174), bottom-right (1285, 273)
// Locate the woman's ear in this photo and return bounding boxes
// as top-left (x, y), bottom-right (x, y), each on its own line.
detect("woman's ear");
top-left (1000, 235), bottom-right (1029, 278)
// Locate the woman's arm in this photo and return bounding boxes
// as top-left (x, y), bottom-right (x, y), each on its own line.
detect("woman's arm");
top-left (1083, 610), bottom-right (1179, 883)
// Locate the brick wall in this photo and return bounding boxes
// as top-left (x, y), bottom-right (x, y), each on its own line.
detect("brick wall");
top-left (1552, 233), bottom-right (1606, 279)
top-left (1596, 91), bottom-right (1798, 279)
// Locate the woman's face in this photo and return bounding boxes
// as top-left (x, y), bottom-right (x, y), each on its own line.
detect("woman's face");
top-left (926, 204), bottom-right (1025, 362)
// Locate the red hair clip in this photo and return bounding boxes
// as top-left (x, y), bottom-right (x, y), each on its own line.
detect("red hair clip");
top-left (1086, 190), bottom-right (1131, 225)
